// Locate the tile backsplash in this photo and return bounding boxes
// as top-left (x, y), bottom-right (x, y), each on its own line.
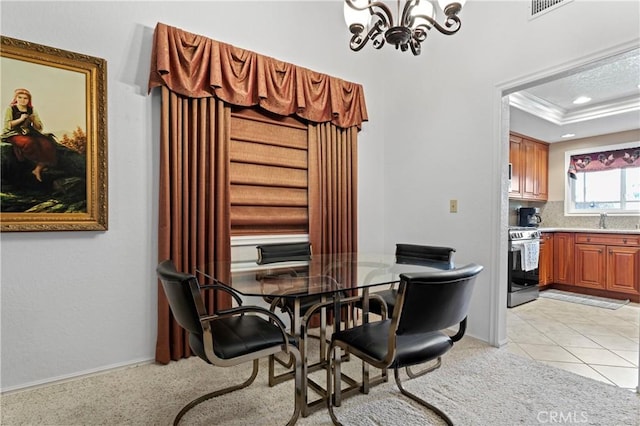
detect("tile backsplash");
top-left (509, 201), bottom-right (640, 230)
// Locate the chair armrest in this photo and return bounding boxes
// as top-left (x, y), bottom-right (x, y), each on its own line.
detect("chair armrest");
top-left (450, 317), bottom-right (467, 342)
top-left (201, 306), bottom-right (293, 354)
top-left (199, 283), bottom-right (243, 307)
top-left (368, 293), bottom-right (388, 319)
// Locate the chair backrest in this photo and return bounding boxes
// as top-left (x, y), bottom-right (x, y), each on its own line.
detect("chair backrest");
top-left (395, 243), bottom-right (456, 266)
top-left (156, 260), bottom-right (205, 337)
top-left (256, 242), bottom-right (312, 264)
top-left (395, 263), bottom-right (483, 336)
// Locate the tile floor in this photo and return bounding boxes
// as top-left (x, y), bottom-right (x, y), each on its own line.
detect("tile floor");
top-left (506, 294), bottom-right (639, 392)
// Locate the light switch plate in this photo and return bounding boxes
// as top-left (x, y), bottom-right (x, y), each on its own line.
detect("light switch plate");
top-left (450, 199), bottom-right (458, 213)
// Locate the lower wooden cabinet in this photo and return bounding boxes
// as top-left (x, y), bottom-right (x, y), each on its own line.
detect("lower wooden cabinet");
top-left (553, 233), bottom-right (575, 285)
top-left (539, 233), bottom-right (554, 286)
top-left (606, 245), bottom-right (640, 294)
top-left (574, 233), bottom-right (640, 296)
top-left (575, 244), bottom-right (607, 289)
top-left (539, 231), bottom-right (639, 300)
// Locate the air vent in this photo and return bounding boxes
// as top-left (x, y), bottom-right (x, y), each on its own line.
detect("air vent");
top-left (530, 0), bottom-right (573, 18)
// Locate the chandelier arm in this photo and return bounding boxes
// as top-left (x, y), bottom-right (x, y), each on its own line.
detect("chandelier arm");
top-left (412, 28), bottom-right (428, 43)
top-left (409, 38), bottom-right (421, 56)
top-left (400, 0), bottom-right (416, 27)
top-left (349, 20), bottom-right (386, 51)
top-left (412, 13), bottom-right (461, 35)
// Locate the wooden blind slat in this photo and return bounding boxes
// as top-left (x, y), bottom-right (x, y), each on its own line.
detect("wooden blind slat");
top-left (231, 206), bottom-right (308, 225)
top-left (230, 185), bottom-right (307, 206)
top-left (230, 163), bottom-right (307, 188)
top-left (231, 116), bottom-right (307, 149)
top-left (230, 140), bottom-right (307, 169)
top-left (231, 107), bottom-right (307, 130)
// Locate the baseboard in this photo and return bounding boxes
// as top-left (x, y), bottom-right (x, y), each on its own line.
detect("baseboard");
top-left (1, 357), bottom-right (155, 394)
top-left (546, 284), bottom-right (639, 303)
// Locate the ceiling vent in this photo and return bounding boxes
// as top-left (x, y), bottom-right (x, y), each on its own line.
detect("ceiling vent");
top-left (530, 0), bottom-right (574, 19)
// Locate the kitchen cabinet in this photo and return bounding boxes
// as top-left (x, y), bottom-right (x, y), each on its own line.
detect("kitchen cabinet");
top-left (508, 135), bottom-right (522, 197)
top-left (508, 132), bottom-right (549, 201)
top-left (553, 233), bottom-right (574, 285)
top-left (539, 233), bottom-right (554, 286)
top-left (574, 233), bottom-right (640, 295)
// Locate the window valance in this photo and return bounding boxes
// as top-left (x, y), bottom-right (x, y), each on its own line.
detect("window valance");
top-left (148, 23), bottom-right (368, 130)
top-left (568, 146), bottom-right (640, 179)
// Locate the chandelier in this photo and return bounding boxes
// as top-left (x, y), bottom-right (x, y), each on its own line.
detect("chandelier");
top-left (344, 0), bottom-right (466, 56)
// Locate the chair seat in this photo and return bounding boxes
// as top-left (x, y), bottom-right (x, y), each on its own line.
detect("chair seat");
top-left (331, 319), bottom-right (453, 368)
top-left (208, 315), bottom-right (296, 360)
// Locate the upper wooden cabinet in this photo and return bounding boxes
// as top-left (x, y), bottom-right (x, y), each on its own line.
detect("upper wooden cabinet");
top-left (509, 132), bottom-right (549, 201)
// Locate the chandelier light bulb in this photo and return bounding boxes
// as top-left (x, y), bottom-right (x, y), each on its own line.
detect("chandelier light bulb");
top-left (344, 0), bottom-right (371, 33)
top-left (410, 1), bottom-right (435, 29)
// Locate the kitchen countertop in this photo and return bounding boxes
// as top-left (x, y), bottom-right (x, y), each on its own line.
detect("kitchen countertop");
top-left (538, 227), bottom-right (640, 234)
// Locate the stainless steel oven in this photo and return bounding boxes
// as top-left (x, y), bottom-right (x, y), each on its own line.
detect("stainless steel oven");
top-left (507, 227), bottom-right (540, 308)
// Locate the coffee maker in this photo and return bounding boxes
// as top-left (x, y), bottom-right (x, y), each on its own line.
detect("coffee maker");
top-left (518, 207), bottom-right (542, 227)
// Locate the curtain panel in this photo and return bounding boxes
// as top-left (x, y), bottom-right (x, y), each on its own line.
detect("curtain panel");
top-left (156, 88), bottom-right (232, 364)
top-left (149, 23), bottom-right (368, 130)
top-left (568, 146), bottom-right (640, 179)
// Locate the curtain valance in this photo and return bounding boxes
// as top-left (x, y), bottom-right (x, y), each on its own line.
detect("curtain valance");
top-left (568, 146), bottom-right (640, 179)
top-left (148, 23), bottom-right (368, 130)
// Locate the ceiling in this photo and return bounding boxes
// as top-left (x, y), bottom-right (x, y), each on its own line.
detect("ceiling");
top-left (509, 48), bottom-right (640, 143)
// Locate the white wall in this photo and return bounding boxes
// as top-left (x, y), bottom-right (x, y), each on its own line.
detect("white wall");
top-left (1, 0), bottom-right (639, 391)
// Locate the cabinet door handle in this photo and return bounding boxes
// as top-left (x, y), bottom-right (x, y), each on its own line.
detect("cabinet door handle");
top-left (599, 249), bottom-right (603, 253)
top-left (587, 237), bottom-right (591, 242)
top-left (609, 249), bottom-right (613, 255)
top-left (623, 238), bottom-right (627, 244)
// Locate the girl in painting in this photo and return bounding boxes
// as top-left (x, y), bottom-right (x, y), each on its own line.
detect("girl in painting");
top-left (2, 88), bottom-right (57, 182)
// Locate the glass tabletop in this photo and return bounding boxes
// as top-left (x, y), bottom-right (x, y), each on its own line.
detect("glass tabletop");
top-left (196, 252), bottom-right (453, 298)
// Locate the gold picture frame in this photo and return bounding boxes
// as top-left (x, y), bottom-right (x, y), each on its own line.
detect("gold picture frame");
top-left (1, 36), bottom-right (107, 231)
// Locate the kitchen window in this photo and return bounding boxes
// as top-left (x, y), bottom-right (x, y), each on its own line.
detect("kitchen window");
top-left (566, 142), bottom-right (640, 214)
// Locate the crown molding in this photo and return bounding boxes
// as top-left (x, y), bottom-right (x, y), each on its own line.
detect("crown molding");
top-left (509, 92), bottom-right (640, 125)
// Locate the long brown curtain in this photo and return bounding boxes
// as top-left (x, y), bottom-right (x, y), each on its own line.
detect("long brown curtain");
top-left (150, 23), bottom-right (366, 363)
top-left (156, 87), bottom-right (232, 364)
top-left (308, 123), bottom-right (358, 255)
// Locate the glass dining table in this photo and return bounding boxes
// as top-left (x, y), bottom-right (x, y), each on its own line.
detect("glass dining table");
top-left (196, 252), bottom-right (453, 416)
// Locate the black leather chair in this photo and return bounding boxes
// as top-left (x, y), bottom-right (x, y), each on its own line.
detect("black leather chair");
top-left (360, 243), bottom-right (456, 318)
top-left (327, 263), bottom-right (483, 426)
top-left (257, 242), bottom-right (313, 265)
top-left (256, 242), bottom-right (355, 325)
top-left (156, 260), bottom-right (302, 426)
top-left (256, 242), bottom-right (322, 324)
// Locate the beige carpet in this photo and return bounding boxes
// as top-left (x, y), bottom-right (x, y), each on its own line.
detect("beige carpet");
top-left (1, 337), bottom-right (638, 425)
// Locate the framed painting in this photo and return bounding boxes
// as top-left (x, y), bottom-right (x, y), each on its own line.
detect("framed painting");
top-left (0, 36), bottom-right (108, 231)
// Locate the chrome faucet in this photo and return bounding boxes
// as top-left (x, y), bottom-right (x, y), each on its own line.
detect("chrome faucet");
top-left (599, 212), bottom-right (607, 229)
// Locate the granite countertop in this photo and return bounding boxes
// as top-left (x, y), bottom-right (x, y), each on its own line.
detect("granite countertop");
top-left (538, 227), bottom-right (640, 235)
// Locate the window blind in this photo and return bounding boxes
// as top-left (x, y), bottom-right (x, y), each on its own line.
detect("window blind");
top-left (230, 107), bottom-right (309, 235)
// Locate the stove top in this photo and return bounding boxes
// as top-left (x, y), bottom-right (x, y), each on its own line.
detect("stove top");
top-left (508, 227), bottom-right (541, 241)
